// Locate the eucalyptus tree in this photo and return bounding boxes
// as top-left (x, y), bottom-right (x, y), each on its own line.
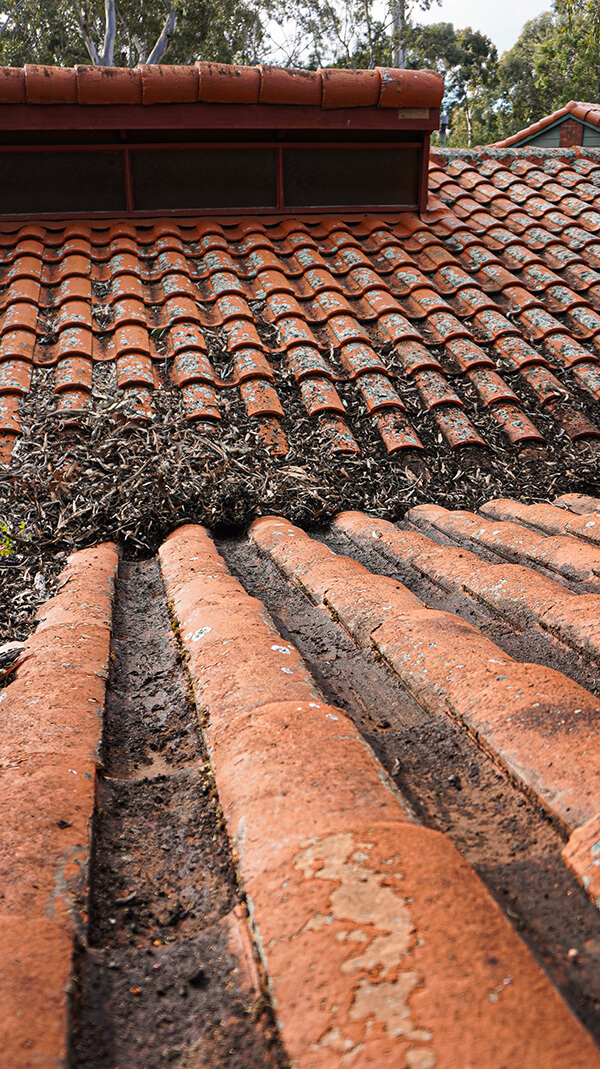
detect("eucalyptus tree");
top-left (0, 0), bottom-right (265, 66)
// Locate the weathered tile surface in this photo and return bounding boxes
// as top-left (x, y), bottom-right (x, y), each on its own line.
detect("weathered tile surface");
top-left (3, 156), bottom-right (600, 465)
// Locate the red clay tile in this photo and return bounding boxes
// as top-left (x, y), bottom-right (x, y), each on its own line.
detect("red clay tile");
top-left (0, 359), bottom-right (32, 395)
top-left (481, 498), bottom-right (600, 546)
top-left (393, 341), bottom-right (438, 377)
top-left (112, 296), bottom-right (146, 327)
top-left (519, 364), bottom-right (569, 405)
top-left (56, 326), bottom-right (93, 361)
top-left (0, 63), bottom-right (445, 114)
top-left (113, 324), bottom-right (150, 357)
top-left (265, 291), bottom-right (305, 322)
top-left (318, 413), bottom-right (360, 453)
top-left (563, 815), bottom-right (600, 910)
top-left (169, 322), bottom-right (208, 356)
top-left (224, 318), bottom-right (265, 351)
top-left (172, 349), bottom-right (216, 388)
top-left (24, 64), bottom-right (77, 104)
top-left (489, 404), bottom-right (546, 445)
top-left (375, 410), bottom-right (424, 452)
top-left (0, 66), bottom-right (26, 103)
top-left (55, 387), bottom-right (91, 417)
top-left (111, 273), bottom-right (144, 301)
top-left (140, 63), bottom-right (198, 104)
top-left (543, 332), bottom-right (597, 369)
top-left (2, 329), bottom-right (36, 364)
top-left (412, 504), bottom-right (600, 591)
top-left (52, 253), bottom-right (90, 282)
top-left (0, 392), bottom-right (21, 435)
top-left (338, 341), bottom-right (387, 378)
top-left (255, 415), bottom-right (288, 456)
top-left (374, 310), bottom-right (420, 345)
top-left (299, 376), bottom-right (346, 416)
top-left (76, 64), bottom-right (142, 105)
top-left (4, 278), bottom-right (41, 306)
top-left (0, 543), bottom-right (118, 1069)
top-left (357, 373), bottom-right (406, 413)
top-left (547, 402), bottom-right (600, 441)
top-left (123, 385), bottom-right (155, 420)
top-left (239, 378), bottom-right (284, 418)
top-left (163, 295), bottom-right (203, 327)
top-left (253, 516), bottom-right (600, 836)
top-left (2, 302), bottom-right (38, 335)
top-left (378, 67), bottom-right (443, 108)
top-left (181, 382), bottom-right (220, 421)
top-left (56, 276), bottom-right (91, 304)
top-left (467, 368), bottom-right (520, 407)
top-left (286, 344), bottom-right (334, 381)
top-left (161, 521), bottom-right (597, 1068)
top-left (340, 510), bottom-right (600, 660)
top-left (430, 405), bottom-right (486, 448)
top-left (414, 369), bottom-right (464, 410)
top-left (115, 352), bottom-right (155, 389)
top-left (423, 309), bottom-right (473, 344)
top-left (320, 67), bottom-right (380, 108)
top-left (58, 299), bottom-right (92, 330)
top-left (259, 65), bottom-right (322, 105)
top-left (197, 62), bottom-right (261, 104)
top-left (53, 356), bottom-right (92, 393)
top-left (2, 164), bottom-right (600, 462)
top-left (555, 493), bottom-right (600, 514)
top-left (323, 312), bottom-right (370, 347)
top-left (233, 346), bottom-right (274, 383)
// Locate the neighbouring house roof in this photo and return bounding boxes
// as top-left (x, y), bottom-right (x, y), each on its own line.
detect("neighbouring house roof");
top-left (492, 100), bottom-right (600, 149)
top-left (3, 65), bottom-right (600, 1069)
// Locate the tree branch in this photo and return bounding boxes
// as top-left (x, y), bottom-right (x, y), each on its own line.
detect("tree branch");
top-left (101, 0), bottom-right (117, 65)
top-left (70, 0), bottom-right (101, 65)
top-left (0, 0), bottom-right (26, 39)
top-left (133, 34), bottom-right (148, 64)
top-left (146, 9), bottom-right (177, 64)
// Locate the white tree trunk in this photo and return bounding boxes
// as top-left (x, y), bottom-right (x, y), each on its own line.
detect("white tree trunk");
top-left (100, 0), bottom-right (117, 65)
top-left (391, 0), bottom-right (406, 67)
top-left (71, 0), bottom-right (101, 64)
top-left (70, 0), bottom-right (176, 67)
top-left (146, 10), bottom-right (177, 64)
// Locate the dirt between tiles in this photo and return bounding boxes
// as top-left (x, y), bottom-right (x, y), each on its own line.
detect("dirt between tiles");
top-left (69, 559), bottom-right (287, 1069)
top-left (67, 535), bottom-right (600, 1060)
top-left (217, 534), bottom-right (600, 1044)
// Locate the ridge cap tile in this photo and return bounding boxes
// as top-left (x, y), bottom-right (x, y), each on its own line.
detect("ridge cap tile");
top-left (0, 62), bottom-right (444, 109)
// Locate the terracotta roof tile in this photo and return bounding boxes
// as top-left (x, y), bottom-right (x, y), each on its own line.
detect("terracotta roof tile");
top-left (157, 519), bottom-right (600, 1067)
top-left (0, 62), bottom-right (443, 110)
top-left (0, 543), bottom-right (118, 1065)
top-left (7, 493), bottom-right (600, 1058)
top-left (492, 102), bottom-right (600, 149)
top-left (5, 149), bottom-right (600, 460)
top-left (6, 64), bottom-right (600, 1060)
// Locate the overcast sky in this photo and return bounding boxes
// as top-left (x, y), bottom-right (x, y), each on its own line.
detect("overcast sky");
top-left (415, 0), bottom-right (552, 54)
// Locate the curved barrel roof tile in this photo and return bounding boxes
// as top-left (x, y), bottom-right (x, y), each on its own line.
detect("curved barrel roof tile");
top-left (0, 62), bottom-right (444, 109)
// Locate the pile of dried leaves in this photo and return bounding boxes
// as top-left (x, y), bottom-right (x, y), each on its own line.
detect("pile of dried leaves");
top-left (2, 368), bottom-right (599, 641)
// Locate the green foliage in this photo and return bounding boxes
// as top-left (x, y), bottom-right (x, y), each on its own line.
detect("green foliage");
top-left (269, 0), bottom-right (441, 70)
top-left (2, 0), bottom-right (600, 150)
top-left (0, 519), bottom-right (27, 558)
top-left (0, 1), bottom-right (265, 67)
top-left (406, 22), bottom-right (498, 146)
top-left (496, 12), bottom-right (557, 136)
top-left (497, 1), bottom-right (600, 141)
